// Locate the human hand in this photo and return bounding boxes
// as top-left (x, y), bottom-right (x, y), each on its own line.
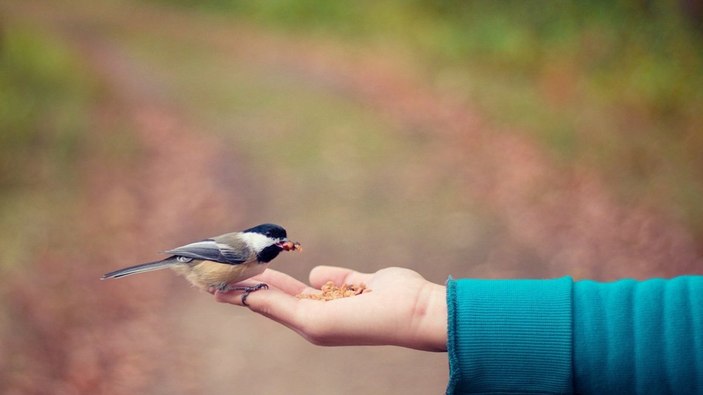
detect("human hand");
top-left (213, 266), bottom-right (447, 352)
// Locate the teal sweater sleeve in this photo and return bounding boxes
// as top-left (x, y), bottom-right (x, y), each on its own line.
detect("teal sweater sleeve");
top-left (446, 276), bottom-right (703, 395)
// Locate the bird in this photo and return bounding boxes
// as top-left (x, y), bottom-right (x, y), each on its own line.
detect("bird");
top-left (101, 223), bottom-right (301, 304)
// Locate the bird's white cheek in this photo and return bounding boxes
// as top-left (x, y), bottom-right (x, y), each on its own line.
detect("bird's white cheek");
top-left (238, 232), bottom-right (274, 252)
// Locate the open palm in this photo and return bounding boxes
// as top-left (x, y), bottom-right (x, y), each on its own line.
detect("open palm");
top-left (214, 266), bottom-right (447, 351)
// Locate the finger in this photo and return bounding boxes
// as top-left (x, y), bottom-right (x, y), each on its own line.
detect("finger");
top-left (253, 269), bottom-right (311, 295)
top-left (308, 265), bottom-right (372, 289)
top-left (216, 286), bottom-right (307, 332)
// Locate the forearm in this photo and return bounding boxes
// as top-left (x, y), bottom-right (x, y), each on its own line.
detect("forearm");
top-left (446, 277), bottom-right (573, 394)
top-left (446, 275), bottom-right (703, 395)
top-left (574, 276), bottom-right (703, 394)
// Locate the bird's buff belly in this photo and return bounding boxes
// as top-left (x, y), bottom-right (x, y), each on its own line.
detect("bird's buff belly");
top-left (171, 260), bottom-right (267, 290)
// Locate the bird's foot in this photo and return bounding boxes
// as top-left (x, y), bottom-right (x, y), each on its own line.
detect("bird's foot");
top-left (217, 282), bottom-right (269, 306)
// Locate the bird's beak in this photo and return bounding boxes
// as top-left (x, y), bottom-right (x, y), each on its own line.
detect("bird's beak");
top-left (278, 240), bottom-right (302, 252)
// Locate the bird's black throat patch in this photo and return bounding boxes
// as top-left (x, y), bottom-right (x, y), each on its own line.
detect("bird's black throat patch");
top-left (257, 244), bottom-right (282, 263)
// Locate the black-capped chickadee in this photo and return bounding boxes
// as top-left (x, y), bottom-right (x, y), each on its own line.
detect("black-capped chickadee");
top-left (101, 223), bottom-right (301, 304)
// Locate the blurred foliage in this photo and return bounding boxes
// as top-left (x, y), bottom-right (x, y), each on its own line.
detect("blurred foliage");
top-left (160, 0), bottom-right (703, 113)
top-left (0, 22), bottom-right (94, 270)
top-left (159, 0), bottom-right (703, 236)
top-left (0, 22), bottom-right (92, 189)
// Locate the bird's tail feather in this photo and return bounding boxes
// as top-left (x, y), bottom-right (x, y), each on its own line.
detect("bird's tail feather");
top-left (101, 258), bottom-right (177, 280)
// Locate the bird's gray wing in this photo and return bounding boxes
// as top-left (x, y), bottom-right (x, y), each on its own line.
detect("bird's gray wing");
top-left (165, 238), bottom-right (249, 265)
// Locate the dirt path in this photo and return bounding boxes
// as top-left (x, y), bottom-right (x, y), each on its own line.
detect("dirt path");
top-left (3, 1), bottom-right (701, 394)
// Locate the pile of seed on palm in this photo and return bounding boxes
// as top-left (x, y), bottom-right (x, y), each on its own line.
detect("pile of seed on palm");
top-left (297, 281), bottom-right (368, 301)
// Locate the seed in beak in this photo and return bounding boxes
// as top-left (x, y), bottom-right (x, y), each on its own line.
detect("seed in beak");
top-left (279, 241), bottom-right (302, 252)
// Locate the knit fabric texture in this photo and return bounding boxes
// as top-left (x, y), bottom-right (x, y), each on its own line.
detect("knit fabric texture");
top-left (447, 277), bottom-right (573, 394)
top-left (573, 277), bottom-right (703, 394)
top-left (447, 276), bottom-right (703, 394)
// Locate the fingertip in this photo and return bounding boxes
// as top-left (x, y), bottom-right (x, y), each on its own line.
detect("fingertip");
top-left (309, 265), bottom-right (341, 287)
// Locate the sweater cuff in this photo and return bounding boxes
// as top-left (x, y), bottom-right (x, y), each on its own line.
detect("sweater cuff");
top-left (447, 277), bottom-right (573, 394)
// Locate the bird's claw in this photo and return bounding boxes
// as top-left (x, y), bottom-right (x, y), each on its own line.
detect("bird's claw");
top-left (217, 283), bottom-right (269, 306)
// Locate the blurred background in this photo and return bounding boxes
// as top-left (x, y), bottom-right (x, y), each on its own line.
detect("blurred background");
top-left (1, 0), bottom-right (701, 393)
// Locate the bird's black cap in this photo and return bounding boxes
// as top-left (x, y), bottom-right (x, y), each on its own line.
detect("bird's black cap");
top-left (244, 223), bottom-right (287, 239)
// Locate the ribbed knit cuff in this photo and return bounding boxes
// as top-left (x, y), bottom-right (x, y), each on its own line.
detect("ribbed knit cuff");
top-left (447, 277), bottom-right (573, 394)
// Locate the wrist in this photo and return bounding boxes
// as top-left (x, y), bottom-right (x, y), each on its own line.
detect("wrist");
top-left (410, 283), bottom-right (447, 351)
